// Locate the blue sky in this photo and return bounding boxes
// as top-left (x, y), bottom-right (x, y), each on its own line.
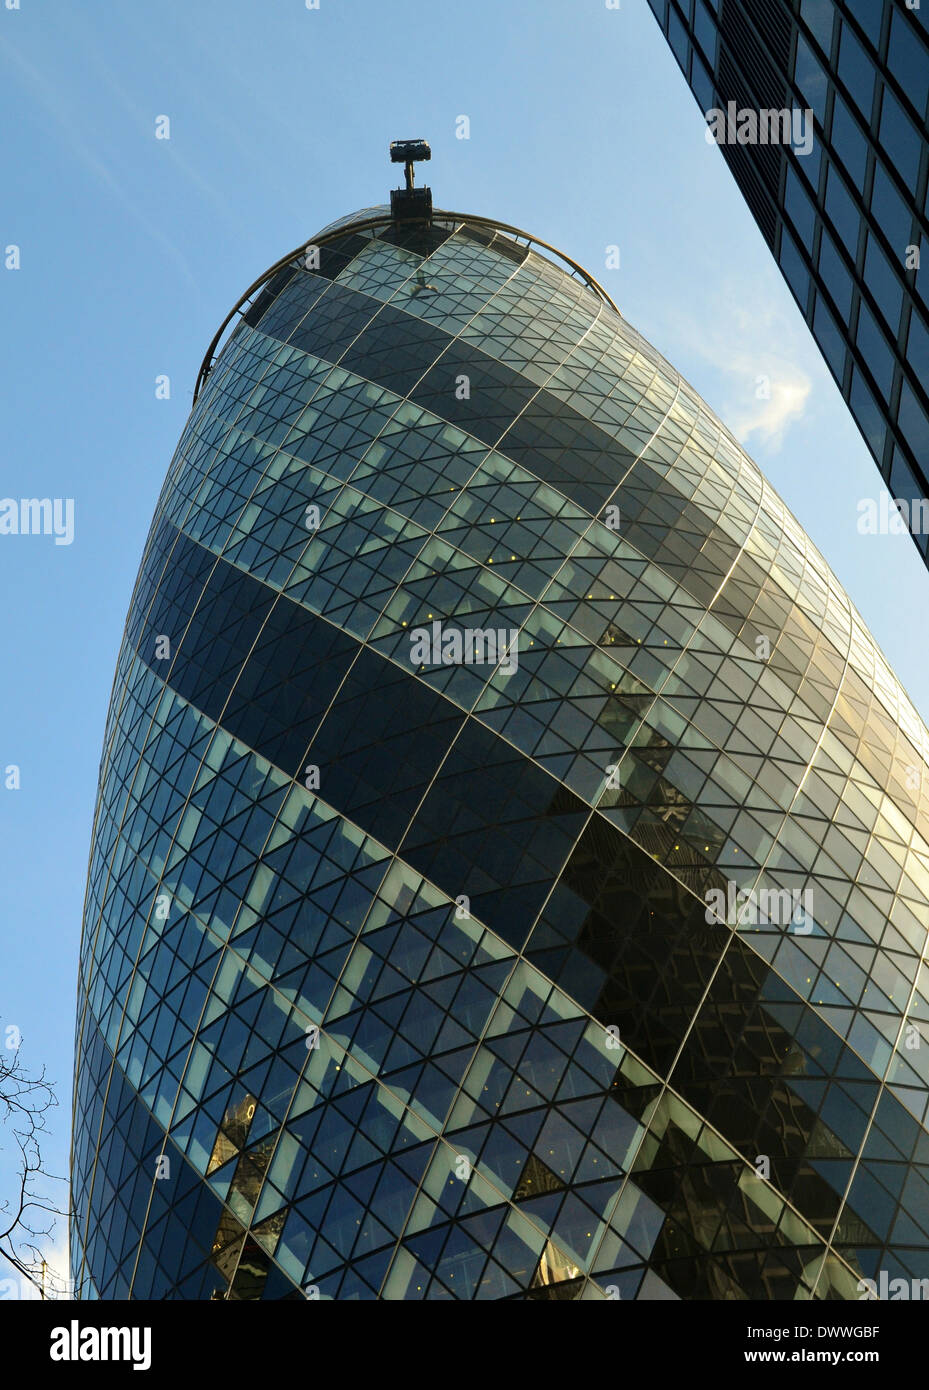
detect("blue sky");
top-left (1, 0), bottom-right (926, 1291)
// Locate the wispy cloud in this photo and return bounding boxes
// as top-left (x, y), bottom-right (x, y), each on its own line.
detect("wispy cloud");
top-left (656, 279), bottom-right (815, 452)
top-left (702, 299), bottom-right (811, 449)
top-left (0, 32), bottom-right (197, 288)
top-left (713, 350), bottom-right (811, 453)
top-left (54, 8), bottom-right (241, 238)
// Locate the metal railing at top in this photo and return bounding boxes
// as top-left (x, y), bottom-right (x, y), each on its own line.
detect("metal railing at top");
top-left (192, 210), bottom-right (621, 405)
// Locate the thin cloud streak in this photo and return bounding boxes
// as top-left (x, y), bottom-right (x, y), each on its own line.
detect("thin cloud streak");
top-left (0, 33), bottom-right (198, 289)
top-left (654, 278), bottom-right (815, 452)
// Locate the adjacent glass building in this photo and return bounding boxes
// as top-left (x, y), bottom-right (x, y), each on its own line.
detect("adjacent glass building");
top-left (647, 0), bottom-right (929, 567)
top-left (71, 192), bottom-right (929, 1300)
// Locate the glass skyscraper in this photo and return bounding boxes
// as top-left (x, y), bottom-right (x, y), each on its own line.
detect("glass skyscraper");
top-left (647, 0), bottom-right (929, 568)
top-left (71, 187), bottom-right (929, 1300)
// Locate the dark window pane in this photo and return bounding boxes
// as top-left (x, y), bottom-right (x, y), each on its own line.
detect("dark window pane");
top-left (889, 446), bottom-right (927, 505)
top-left (856, 298), bottom-right (896, 400)
top-left (797, 130), bottom-right (823, 187)
top-left (870, 163), bottom-right (914, 256)
top-left (221, 602), bottom-right (359, 776)
top-left (830, 92), bottom-right (869, 184)
top-left (255, 272), bottom-right (330, 344)
top-left (818, 233), bottom-right (854, 318)
top-left (849, 363), bottom-right (887, 458)
top-left (889, 7), bottom-right (929, 117)
top-left (898, 379), bottom-right (929, 458)
top-left (313, 232), bottom-right (371, 281)
top-left (243, 267), bottom-right (299, 329)
top-left (339, 305), bottom-right (452, 396)
top-left (795, 33), bottom-right (829, 122)
top-left (785, 164), bottom-right (817, 246)
top-left (305, 648), bottom-right (465, 846)
top-left (499, 390), bottom-right (636, 514)
top-left (879, 85), bottom-right (922, 187)
top-left (668, 5), bottom-right (690, 70)
top-left (694, 0), bottom-right (718, 67)
top-left (864, 231), bottom-right (904, 332)
top-left (906, 309), bottom-right (929, 380)
top-left (169, 551), bottom-right (277, 719)
top-left (813, 292), bottom-right (847, 379)
top-left (916, 235), bottom-right (929, 311)
top-left (289, 283), bottom-right (382, 363)
top-left (800, 0), bottom-right (834, 55)
top-left (838, 22), bottom-right (876, 120)
top-left (411, 341), bottom-right (537, 447)
top-left (692, 52), bottom-right (714, 112)
top-left (779, 226), bottom-right (811, 308)
top-left (400, 720), bottom-right (588, 952)
top-left (844, 0), bottom-right (885, 50)
top-left (824, 163), bottom-right (861, 255)
top-left (911, 1), bottom-right (929, 40)
top-left (889, 448), bottom-right (929, 552)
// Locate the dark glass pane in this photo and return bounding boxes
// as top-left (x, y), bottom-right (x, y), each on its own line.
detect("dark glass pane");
top-left (888, 7), bottom-right (929, 118)
top-left (830, 92), bottom-right (869, 184)
top-left (898, 379), bottom-right (929, 459)
top-left (785, 164), bottom-right (817, 246)
top-left (795, 33), bottom-right (830, 122)
top-left (864, 230), bottom-right (904, 332)
top-left (879, 85), bottom-right (923, 187)
top-left (838, 21), bottom-right (876, 120)
top-left (843, 0), bottom-right (885, 50)
top-left (779, 225), bottom-right (811, 308)
top-left (870, 162), bottom-right (915, 255)
top-left (855, 297), bottom-right (896, 400)
top-left (693, 0), bottom-right (718, 67)
top-left (818, 232), bottom-right (854, 318)
top-left (800, 0), bottom-right (835, 55)
top-left (813, 291), bottom-right (847, 379)
top-left (849, 362), bottom-right (887, 458)
top-left (906, 307), bottom-right (929, 380)
top-left (824, 163), bottom-right (861, 257)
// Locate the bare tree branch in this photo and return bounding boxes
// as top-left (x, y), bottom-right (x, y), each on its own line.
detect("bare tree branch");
top-left (0, 1031), bottom-right (67, 1298)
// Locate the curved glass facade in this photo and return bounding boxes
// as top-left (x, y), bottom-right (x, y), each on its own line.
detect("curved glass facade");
top-left (71, 208), bottom-right (929, 1301)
